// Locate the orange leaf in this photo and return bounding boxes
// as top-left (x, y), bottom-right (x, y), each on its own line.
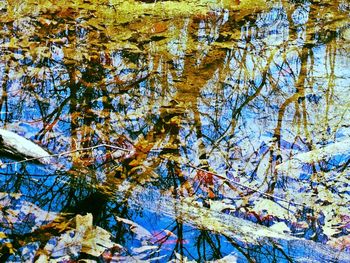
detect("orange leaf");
top-left (151, 22), bottom-right (167, 34)
top-left (196, 170), bottom-right (214, 185)
top-left (208, 189), bottom-right (215, 199)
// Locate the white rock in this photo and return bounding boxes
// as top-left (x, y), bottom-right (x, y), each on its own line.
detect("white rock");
top-left (0, 128), bottom-right (51, 164)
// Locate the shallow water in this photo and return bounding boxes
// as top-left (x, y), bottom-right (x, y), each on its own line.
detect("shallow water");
top-left (0, 0), bottom-right (350, 262)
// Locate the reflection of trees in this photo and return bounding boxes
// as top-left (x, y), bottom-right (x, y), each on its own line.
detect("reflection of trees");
top-left (0, 0), bottom-right (349, 261)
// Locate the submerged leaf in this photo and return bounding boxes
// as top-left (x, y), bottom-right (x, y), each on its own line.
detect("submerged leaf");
top-left (38, 214), bottom-right (117, 261)
top-left (81, 226), bottom-right (117, 257)
top-left (115, 216), bottom-right (152, 240)
top-left (253, 199), bottom-right (296, 220)
top-left (0, 192), bottom-right (58, 234)
top-left (276, 138), bottom-right (350, 176)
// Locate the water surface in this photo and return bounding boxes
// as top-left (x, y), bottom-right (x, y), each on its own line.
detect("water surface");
top-left (0, 0), bottom-right (350, 262)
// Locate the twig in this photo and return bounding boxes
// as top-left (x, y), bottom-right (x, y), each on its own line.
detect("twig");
top-left (0, 144), bottom-right (129, 166)
top-left (186, 164), bottom-right (305, 207)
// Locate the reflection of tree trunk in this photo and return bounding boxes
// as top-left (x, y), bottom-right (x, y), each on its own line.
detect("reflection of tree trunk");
top-left (174, 25), bottom-right (227, 164)
top-left (0, 64), bottom-right (9, 122)
top-left (324, 43), bottom-right (336, 129)
top-left (271, 34), bottom-right (314, 193)
top-left (173, 220), bottom-right (185, 259)
top-left (68, 68), bottom-right (79, 151)
top-left (62, 66), bottom-right (96, 217)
